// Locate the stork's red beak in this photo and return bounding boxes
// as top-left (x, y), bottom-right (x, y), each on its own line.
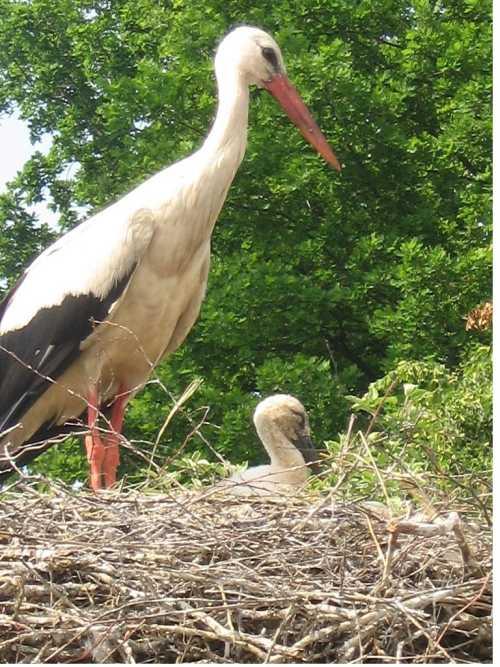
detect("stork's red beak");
top-left (264, 73), bottom-right (341, 171)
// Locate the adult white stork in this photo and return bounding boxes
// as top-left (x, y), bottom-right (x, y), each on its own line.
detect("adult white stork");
top-left (0, 26), bottom-right (340, 490)
top-left (223, 394), bottom-right (320, 496)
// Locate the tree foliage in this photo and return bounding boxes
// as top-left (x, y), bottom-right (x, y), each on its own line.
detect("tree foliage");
top-left (0, 0), bottom-right (491, 481)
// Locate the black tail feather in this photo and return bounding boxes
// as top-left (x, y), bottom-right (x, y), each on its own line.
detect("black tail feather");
top-left (0, 414), bottom-right (86, 481)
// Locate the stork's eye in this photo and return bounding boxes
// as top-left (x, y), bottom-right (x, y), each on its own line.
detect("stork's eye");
top-left (261, 46), bottom-right (279, 69)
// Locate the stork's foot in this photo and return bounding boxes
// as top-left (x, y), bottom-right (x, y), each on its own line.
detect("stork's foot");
top-left (84, 433), bottom-right (120, 490)
top-left (102, 433), bottom-right (120, 488)
top-left (100, 389), bottom-right (128, 488)
top-left (85, 433), bottom-right (106, 490)
top-left (84, 432), bottom-right (120, 490)
top-left (85, 385), bottom-right (129, 490)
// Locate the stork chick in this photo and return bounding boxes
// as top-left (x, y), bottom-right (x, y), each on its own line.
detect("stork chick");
top-left (225, 394), bottom-right (320, 496)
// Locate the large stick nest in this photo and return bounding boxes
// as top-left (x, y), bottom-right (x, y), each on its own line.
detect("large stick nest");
top-left (0, 480), bottom-right (492, 663)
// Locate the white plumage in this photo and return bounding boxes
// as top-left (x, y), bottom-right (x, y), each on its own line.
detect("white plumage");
top-left (0, 26), bottom-right (339, 489)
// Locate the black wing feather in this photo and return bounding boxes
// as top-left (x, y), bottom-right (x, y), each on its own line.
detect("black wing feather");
top-left (0, 417), bottom-right (87, 481)
top-left (0, 269), bottom-right (134, 436)
top-left (0, 401), bottom-right (118, 483)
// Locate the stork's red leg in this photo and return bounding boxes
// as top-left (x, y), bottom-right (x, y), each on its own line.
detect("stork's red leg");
top-left (85, 390), bottom-right (105, 490)
top-left (102, 386), bottom-right (129, 488)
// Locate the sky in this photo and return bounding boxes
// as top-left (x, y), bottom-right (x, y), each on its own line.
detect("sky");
top-left (0, 111), bottom-right (58, 227)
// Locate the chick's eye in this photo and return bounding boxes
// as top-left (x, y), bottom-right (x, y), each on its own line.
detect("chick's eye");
top-left (290, 409), bottom-right (305, 425)
top-left (261, 46), bottom-right (279, 69)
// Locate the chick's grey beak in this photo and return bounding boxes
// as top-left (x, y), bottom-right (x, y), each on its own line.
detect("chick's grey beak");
top-left (295, 434), bottom-right (322, 475)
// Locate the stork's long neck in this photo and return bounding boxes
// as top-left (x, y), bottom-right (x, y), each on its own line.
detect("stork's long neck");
top-left (201, 68), bottom-right (249, 168)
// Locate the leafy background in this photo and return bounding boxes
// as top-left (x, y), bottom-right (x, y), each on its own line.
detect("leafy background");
top-left (0, 0), bottom-right (491, 489)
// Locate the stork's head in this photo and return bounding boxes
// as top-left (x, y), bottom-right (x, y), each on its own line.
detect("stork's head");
top-left (216, 27), bottom-right (285, 87)
top-left (215, 26), bottom-right (341, 170)
top-left (253, 394), bottom-right (322, 475)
